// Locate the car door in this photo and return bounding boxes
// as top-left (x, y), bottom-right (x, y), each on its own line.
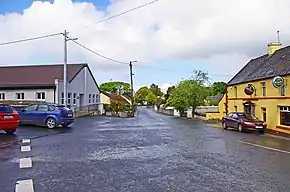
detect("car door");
top-left (20, 104), bottom-right (38, 124)
top-left (231, 113), bottom-right (240, 128)
top-left (35, 104), bottom-right (49, 125)
top-left (225, 113), bottom-right (233, 127)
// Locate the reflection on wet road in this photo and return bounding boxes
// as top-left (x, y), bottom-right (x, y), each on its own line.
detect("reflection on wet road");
top-left (1, 107), bottom-right (290, 192)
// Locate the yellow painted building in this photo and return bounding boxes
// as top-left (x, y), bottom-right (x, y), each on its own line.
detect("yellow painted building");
top-left (219, 42), bottom-right (290, 133)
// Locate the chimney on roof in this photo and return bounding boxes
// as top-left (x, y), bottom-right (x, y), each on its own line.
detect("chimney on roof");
top-left (268, 30), bottom-right (282, 55)
top-left (268, 42), bottom-right (282, 55)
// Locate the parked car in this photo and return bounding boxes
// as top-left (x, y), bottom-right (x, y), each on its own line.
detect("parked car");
top-left (17, 103), bottom-right (74, 129)
top-left (0, 104), bottom-right (19, 134)
top-left (222, 112), bottom-right (267, 133)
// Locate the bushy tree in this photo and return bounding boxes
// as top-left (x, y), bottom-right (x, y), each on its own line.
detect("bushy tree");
top-left (149, 84), bottom-right (163, 96)
top-left (145, 92), bottom-right (157, 106)
top-left (100, 81), bottom-right (131, 97)
top-left (135, 86), bottom-right (151, 105)
top-left (211, 82), bottom-right (226, 95)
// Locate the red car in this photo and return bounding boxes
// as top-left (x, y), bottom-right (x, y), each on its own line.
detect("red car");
top-left (0, 104), bottom-right (19, 134)
top-left (222, 112), bottom-right (267, 133)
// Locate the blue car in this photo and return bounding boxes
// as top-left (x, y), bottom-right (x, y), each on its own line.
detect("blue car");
top-left (17, 103), bottom-right (74, 129)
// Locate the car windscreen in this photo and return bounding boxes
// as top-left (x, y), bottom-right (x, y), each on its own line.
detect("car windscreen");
top-left (237, 113), bottom-right (257, 119)
top-left (0, 105), bottom-right (14, 113)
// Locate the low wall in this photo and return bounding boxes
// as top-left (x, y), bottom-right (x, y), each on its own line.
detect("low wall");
top-left (205, 112), bottom-right (223, 120)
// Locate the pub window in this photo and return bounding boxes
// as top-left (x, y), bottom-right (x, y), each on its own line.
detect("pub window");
top-left (36, 92), bottom-right (45, 100)
top-left (234, 86), bottom-right (237, 97)
top-left (0, 93), bottom-right (5, 100)
top-left (261, 82), bottom-right (266, 96)
top-left (262, 108), bottom-right (266, 122)
top-left (280, 85), bottom-right (285, 96)
top-left (234, 106), bottom-right (237, 112)
top-left (16, 93), bottom-right (24, 100)
top-left (280, 106), bottom-right (290, 126)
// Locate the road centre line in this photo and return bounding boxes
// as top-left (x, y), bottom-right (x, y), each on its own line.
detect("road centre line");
top-left (22, 139), bottom-right (31, 144)
top-left (237, 140), bottom-right (290, 154)
top-left (19, 158), bottom-right (32, 168)
top-left (15, 179), bottom-right (35, 192)
top-left (21, 146), bottom-right (31, 152)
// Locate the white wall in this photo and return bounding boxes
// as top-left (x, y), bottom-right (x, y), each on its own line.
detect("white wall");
top-left (0, 88), bottom-right (55, 102)
top-left (57, 66), bottom-right (100, 107)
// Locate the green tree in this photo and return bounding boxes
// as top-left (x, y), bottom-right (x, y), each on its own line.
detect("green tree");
top-left (135, 86), bottom-right (151, 105)
top-left (149, 84), bottom-right (163, 96)
top-left (211, 82), bottom-right (227, 95)
top-left (100, 81), bottom-right (131, 97)
top-left (163, 85), bottom-right (176, 104)
top-left (145, 92), bottom-right (157, 106)
top-left (192, 70), bottom-right (209, 85)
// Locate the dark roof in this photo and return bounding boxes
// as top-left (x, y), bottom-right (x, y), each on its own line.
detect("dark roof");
top-left (103, 92), bottom-right (129, 104)
top-left (0, 63), bottom-right (87, 88)
top-left (206, 95), bottom-right (223, 102)
top-left (228, 46), bottom-right (290, 85)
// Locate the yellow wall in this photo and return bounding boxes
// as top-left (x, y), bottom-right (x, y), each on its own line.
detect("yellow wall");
top-left (226, 75), bottom-right (290, 131)
top-left (100, 93), bottom-right (110, 104)
top-left (218, 94), bottom-right (226, 117)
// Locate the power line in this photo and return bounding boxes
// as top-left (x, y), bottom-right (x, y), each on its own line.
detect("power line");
top-left (83, 0), bottom-right (160, 29)
top-left (71, 40), bottom-right (128, 65)
top-left (0, 33), bottom-right (63, 46)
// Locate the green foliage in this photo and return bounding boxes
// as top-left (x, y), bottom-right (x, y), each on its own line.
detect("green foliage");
top-left (135, 86), bottom-right (151, 105)
top-left (163, 86), bottom-right (175, 104)
top-left (192, 70), bottom-right (209, 85)
top-left (211, 82), bottom-right (227, 95)
top-left (100, 81), bottom-right (131, 97)
top-left (145, 91), bottom-right (157, 105)
top-left (207, 98), bottom-right (219, 106)
top-left (149, 84), bottom-right (163, 96)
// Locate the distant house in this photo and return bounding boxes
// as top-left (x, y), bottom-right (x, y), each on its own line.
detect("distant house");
top-left (205, 95), bottom-right (223, 105)
top-left (99, 92), bottom-right (131, 114)
top-left (0, 63), bottom-right (100, 108)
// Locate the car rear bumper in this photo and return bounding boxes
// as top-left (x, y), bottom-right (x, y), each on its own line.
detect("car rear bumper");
top-left (0, 121), bottom-right (19, 130)
top-left (57, 118), bottom-right (74, 125)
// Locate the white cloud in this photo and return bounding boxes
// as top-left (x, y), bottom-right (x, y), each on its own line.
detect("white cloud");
top-left (1, 0), bottom-right (290, 85)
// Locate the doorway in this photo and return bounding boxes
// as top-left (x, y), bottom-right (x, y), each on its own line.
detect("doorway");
top-left (243, 101), bottom-right (255, 115)
top-left (79, 94), bottom-right (84, 110)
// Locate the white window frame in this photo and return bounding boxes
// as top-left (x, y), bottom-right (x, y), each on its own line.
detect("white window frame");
top-left (68, 93), bottom-right (72, 104)
top-left (89, 94), bottom-right (92, 103)
top-left (0, 93), bottom-right (5, 100)
top-left (16, 93), bottom-right (24, 100)
top-left (73, 93), bottom-right (77, 105)
top-left (36, 92), bottom-right (46, 100)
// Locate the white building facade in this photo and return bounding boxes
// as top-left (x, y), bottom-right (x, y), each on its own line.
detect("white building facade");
top-left (0, 63), bottom-right (100, 108)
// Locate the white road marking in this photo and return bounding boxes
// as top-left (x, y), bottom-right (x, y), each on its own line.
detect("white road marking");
top-left (98, 127), bottom-right (170, 131)
top-left (237, 140), bottom-right (290, 154)
top-left (265, 133), bottom-right (290, 141)
top-left (19, 158), bottom-right (32, 168)
top-left (22, 139), bottom-right (31, 144)
top-left (15, 179), bottom-right (34, 192)
top-left (21, 146), bottom-right (31, 152)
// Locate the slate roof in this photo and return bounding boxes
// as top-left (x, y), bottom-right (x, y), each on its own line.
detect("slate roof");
top-left (0, 63), bottom-right (87, 88)
top-left (206, 95), bottom-right (223, 103)
top-left (228, 46), bottom-right (290, 85)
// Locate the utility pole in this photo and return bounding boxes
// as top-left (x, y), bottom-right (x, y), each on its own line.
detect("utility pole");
top-left (63, 30), bottom-right (78, 107)
top-left (129, 61), bottom-right (137, 116)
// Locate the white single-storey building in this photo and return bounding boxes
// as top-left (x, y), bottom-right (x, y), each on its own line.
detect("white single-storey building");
top-left (0, 63), bottom-right (100, 108)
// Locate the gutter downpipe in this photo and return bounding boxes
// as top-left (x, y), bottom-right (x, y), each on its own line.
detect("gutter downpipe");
top-left (225, 85), bottom-right (229, 115)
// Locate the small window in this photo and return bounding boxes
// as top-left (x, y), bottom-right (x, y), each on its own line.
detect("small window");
top-left (280, 85), bottom-right (285, 96)
top-left (62, 92), bottom-right (64, 98)
top-left (37, 104), bottom-right (49, 112)
top-left (234, 86), bottom-right (237, 97)
top-left (262, 108), bottom-right (267, 121)
top-left (234, 106), bottom-right (237, 112)
top-left (68, 93), bottom-right (71, 104)
top-left (16, 93), bottom-right (24, 100)
top-left (261, 82), bottom-right (266, 96)
top-left (0, 93), bottom-right (5, 100)
top-left (92, 94), bottom-right (95, 103)
top-left (95, 94), bottom-right (99, 103)
top-left (36, 92), bottom-right (45, 100)
top-left (89, 94), bottom-right (92, 103)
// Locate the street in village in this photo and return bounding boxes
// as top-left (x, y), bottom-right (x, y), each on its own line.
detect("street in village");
top-left (1, 107), bottom-right (290, 192)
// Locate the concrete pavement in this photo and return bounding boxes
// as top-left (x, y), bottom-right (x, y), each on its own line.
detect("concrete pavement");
top-left (1, 107), bottom-right (290, 191)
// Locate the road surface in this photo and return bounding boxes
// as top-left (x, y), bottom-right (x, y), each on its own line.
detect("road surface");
top-left (1, 107), bottom-right (290, 191)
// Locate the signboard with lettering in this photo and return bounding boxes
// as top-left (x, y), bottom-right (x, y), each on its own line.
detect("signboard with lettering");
top-left (272, 76), bottom-right (284, 88)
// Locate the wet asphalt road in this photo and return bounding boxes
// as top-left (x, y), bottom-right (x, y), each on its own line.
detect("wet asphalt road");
top-left (1, 107), bottom-right (290, 192)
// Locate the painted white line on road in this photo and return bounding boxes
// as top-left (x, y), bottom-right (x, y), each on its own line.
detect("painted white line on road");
top-left (19, 158), bottom-right (32, 168)
top-left (98, 127), bottom-right (170, 131)
top-left (265, 134), bottom-right (290, 141)
top-left (15, 179), bottom-right (34, 192)
top-left (21, 146), bottom-right (31, 152)
top-left (237, 140), bottom-right (290, 154)
top-left (22, 139), bottom-right (31, 144)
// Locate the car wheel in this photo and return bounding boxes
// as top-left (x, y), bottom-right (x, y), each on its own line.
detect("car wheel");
top-left (5, 129), bottom-right (16, 135)
top-left (222, 121), bottom-right (228, 129)
top-left (238, 123), bottom-right (243, 132)
top-left (46, 118), bottom-right (56, 129)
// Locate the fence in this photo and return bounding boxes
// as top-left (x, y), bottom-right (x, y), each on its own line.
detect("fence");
top-left (72, 104), bottom-right (100, 116)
